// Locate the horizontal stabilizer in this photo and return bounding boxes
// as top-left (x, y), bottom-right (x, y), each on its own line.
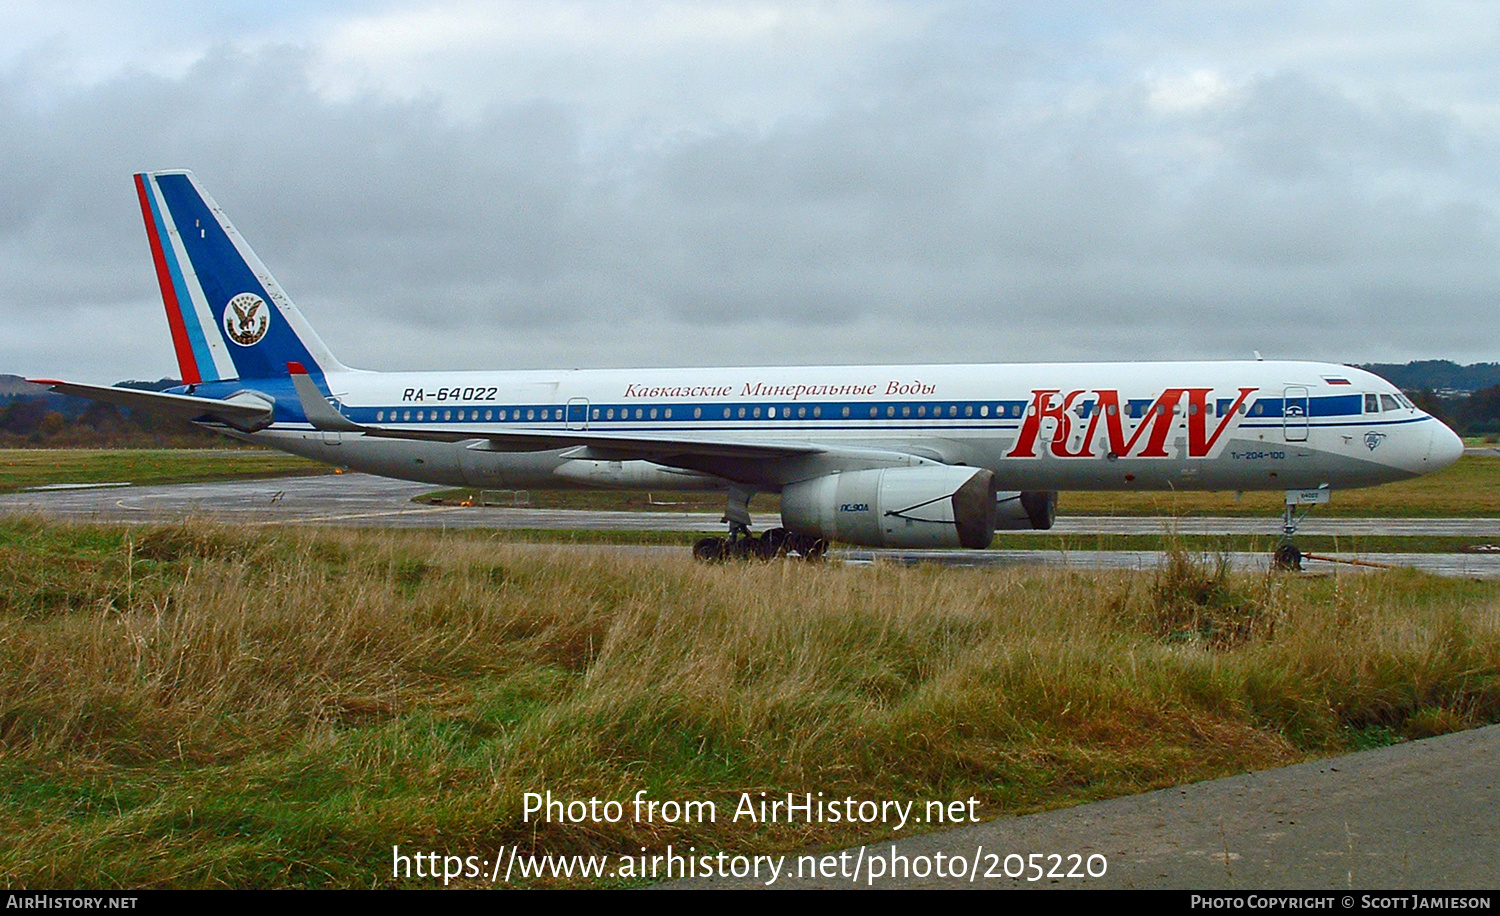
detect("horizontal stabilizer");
top-left (28, 379), bottom-right (274, 432)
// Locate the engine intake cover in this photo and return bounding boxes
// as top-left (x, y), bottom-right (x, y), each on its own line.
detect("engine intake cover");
top-left (781, 466), bottom-right (998, 549)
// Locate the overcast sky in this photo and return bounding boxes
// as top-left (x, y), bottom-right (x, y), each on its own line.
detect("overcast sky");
top-left (2, 1), bottom-right (1497, 383)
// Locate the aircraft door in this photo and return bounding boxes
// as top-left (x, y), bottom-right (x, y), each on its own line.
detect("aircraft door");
top-left (566, 397), bottom-right (590, 430)
top-left (1283, 386), bottom-right (1309, 442)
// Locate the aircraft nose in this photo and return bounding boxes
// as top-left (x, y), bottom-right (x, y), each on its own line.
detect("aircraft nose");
top-left (1428, 420), bottom-right (1464, 471)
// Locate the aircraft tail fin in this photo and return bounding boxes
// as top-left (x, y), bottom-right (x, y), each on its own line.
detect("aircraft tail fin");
top-left (134, 170), bottom-right (349, 383)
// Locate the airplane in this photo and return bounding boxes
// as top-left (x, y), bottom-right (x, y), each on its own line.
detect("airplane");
top-left (31, 170), bottom-right (1465, 566)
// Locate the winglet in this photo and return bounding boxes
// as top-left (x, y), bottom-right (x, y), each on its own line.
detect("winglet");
top-left (288, 369), bottom-right (363, 432)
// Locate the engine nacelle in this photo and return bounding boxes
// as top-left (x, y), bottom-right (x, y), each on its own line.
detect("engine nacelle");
top-left (781, 466), bottom-right (998, 549)
top-left (996, 490), bottom-right (1057, 530)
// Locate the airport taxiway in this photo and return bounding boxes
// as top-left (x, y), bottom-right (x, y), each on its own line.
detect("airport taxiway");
top-left (2, 473), bottom-right (1498, 578)
top-left (671, 723), bottom-right (1500, 889)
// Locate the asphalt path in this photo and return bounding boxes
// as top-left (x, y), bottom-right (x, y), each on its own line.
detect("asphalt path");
top-left (669, 724), bottom-right (1500, 890)
top-left (3, 473), bottom-right (1498, 578)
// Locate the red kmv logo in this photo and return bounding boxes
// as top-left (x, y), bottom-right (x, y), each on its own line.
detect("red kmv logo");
top-left (1005, 387), bottom-right (1258, 459)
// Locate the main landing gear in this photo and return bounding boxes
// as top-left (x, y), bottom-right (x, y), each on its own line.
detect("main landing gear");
top-left (1272, 487), bottom-right (1330, 572)
top-left (691, 486), bottom-right (828, 563)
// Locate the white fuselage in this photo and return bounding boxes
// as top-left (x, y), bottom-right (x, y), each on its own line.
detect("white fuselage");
top-left (240, 359), bottom-right (1462, 494)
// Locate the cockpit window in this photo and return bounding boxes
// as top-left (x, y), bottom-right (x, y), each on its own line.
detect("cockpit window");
top-left (1364, 394), bottom-right (1379, 414)
top-left (1380, 394), bottom-right (1401, 411)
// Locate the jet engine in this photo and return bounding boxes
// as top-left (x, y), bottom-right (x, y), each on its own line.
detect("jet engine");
top-left (780, 466), bottom-right (999, 549)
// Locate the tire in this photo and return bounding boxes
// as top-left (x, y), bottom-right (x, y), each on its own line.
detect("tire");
top-left (729, 537), bottom-right (759, 561)
top-left (693, 537), bottom-right (726, 563)
top-left (802, 537), bottom-right (829, 562)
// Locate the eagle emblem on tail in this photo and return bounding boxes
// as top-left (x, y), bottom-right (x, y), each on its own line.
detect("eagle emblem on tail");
top-left (224, 293), bottom-right (270, 346)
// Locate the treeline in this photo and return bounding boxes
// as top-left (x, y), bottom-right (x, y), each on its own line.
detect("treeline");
top-left (1406, 386), bottom-right (1500, 438)
top-left (1355, 361), bottom-right (1500, 436)
top-left (1357, 360), bottom-right (1500, 393)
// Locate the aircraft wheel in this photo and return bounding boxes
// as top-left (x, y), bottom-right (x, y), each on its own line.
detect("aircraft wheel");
top-left (693, 537), bottom-right (726, 563)
top-left (801, 537), bottom-right (829, 562)
top-left (752, 535), bottom-right (778, 560)
top-left (1272, 543), bottom-right (1302, 572)
top-left (762, 527), bottom-right (790, 557)
top-left (728, 537), bottom-right (760, 561)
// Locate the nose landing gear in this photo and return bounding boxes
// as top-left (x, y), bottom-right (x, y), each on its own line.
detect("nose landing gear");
top-left (1273, 487), bottom-right (1330, 571)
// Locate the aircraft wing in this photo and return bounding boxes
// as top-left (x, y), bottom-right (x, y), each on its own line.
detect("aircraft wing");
top-left (27, 379), bottom-right (275, 432)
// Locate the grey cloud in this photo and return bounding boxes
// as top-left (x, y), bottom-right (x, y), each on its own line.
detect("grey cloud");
top-left (1, 22), bottom-right (1497, 383)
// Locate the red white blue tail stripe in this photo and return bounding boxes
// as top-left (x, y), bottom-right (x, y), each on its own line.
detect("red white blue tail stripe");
top-left (132, 170), bottom-right (346, 382)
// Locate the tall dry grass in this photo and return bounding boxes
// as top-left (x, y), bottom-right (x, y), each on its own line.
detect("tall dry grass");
top-left (1, 516), bottom-right (1497, 886)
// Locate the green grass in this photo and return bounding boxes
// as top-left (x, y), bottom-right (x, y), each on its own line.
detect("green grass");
top-left (2, 517), bottom-right (1498, 888)
top-left (994, 533), bottom-right (1500, 555)
top-left (419, 486), bottom-right (753, 512)
top-left (5, 449), bottom-right (1494, 518)
top-left (448, 529), bottom-right (1497, 554)
top-left (1061, 454), bottom-right (1500, 517)
top-left (0, 448), bottom-right (332, 494)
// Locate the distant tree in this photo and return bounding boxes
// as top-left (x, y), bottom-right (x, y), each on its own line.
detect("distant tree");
top-left (1459, 385), bottom-right (1500, 436)
top-left (1406, 389), bottom-right (1451, 424)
